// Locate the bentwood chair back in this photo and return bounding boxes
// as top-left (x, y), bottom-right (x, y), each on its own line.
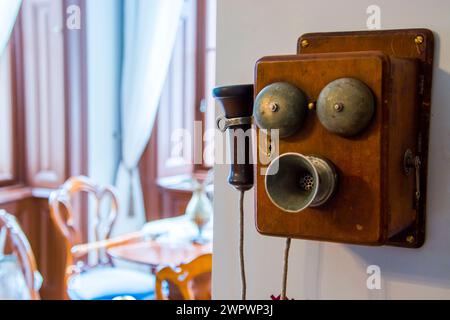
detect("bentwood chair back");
top-left (49, 176), bottom-right (155, 300)
top-left (0, 210), bottom-right (41, 300)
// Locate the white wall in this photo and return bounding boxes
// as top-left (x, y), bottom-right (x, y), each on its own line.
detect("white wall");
top-left (213, 0), bottom-right (450, 299)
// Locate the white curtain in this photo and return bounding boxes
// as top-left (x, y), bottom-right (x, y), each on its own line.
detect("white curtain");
top-left (114, 0), bottom-right (184, 235)
top-left (0, 0), bottom-right (22, 55)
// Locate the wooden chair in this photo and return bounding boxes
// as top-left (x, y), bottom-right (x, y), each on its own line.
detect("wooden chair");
top-left (49, 176), bottom-right (155, 300)
top-left (0, 210), bottom-right (41, 300)
top-left (155, 253), bottom-right (212, 300)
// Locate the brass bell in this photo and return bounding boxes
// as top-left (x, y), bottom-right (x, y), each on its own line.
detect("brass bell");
top-left (253, 82), bottom-right (308, 138)
top-left (265, 153), bottom-right (338, 213)
top-left (317, 78), bottom-right (375, 137)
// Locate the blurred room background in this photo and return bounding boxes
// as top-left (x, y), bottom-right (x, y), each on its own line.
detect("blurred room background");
top-left (0, 0), bottom-right (216, 300)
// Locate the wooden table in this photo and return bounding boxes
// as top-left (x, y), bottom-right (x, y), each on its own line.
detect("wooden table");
top-left (107, 216), bottom-right (213, 271)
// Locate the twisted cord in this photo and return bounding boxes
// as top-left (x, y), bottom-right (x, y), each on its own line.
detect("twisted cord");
top-left (239, 190), bottom-right (246, 300)
top-left (281, 237), bottom-right (292, 300)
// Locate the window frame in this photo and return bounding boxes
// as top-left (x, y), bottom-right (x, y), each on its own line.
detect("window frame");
top-left (194, 0), bottom-right (215, 172)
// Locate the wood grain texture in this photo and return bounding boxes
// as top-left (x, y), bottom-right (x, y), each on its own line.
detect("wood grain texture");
top-left (255, 29), bottom-right (433, 247)
top-left (255, 52), bottom-right (388, 245)
top-left (297, 29), bottom-right (434, 247)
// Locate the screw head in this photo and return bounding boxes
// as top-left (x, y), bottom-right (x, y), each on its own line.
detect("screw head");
top-left (406, 235), bottom-right (415, 244)
top-left (270, 103), bottom-right (279, 112)
top-left (415, 35), bottom-right (424, 45)
top-left (301, 39), bottom-right (309, 48)
top-left (308, 102), bottom-right (316, 110)
top-left (333, 103), bottom-right (344, 112)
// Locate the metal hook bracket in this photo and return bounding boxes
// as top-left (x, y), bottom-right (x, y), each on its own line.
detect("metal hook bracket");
top-left (216, 115), bottom-right (253, 132)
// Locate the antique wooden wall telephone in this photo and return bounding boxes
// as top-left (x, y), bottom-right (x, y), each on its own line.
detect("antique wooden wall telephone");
top-left (213, 29), bottom-right (434, 300)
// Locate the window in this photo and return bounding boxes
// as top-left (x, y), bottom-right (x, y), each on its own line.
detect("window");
top-left (202, 0), bottom-right (217, 168)
top-left (156, 0), bottom-right (197, 178)
top-left (140, 0), bottom-right (217, 219)
top-left (152, 0), bottom-right (216, 178)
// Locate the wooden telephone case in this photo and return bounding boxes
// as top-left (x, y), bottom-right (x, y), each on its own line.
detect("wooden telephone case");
top-left (255, 29), bottom-right (434, 248)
